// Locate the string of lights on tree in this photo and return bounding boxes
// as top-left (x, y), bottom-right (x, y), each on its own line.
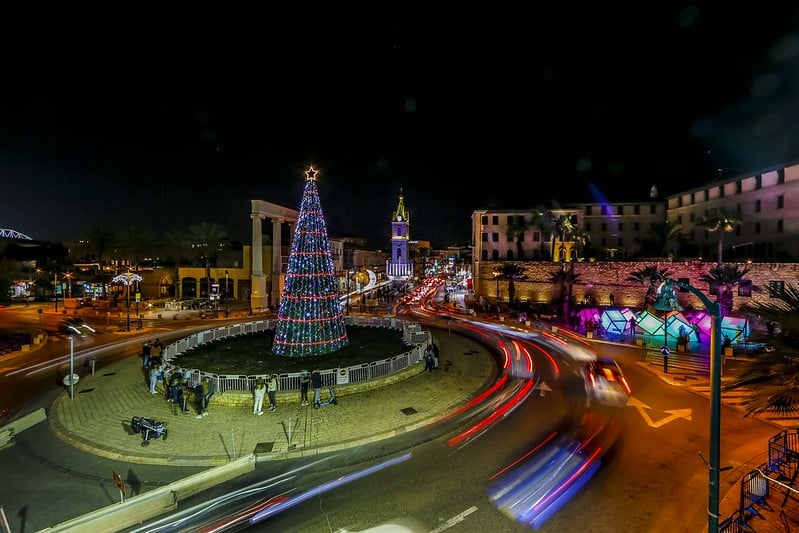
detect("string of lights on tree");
top-left (272, 166), bottom-right (349, 357)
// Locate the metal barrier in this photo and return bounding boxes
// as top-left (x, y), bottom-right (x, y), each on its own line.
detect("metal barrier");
top-left (162, 317), bottom-right (428, 394)
top-left (740, 467), bottom-right (773, 519)
top-left (768, 428), bottom-right (799, 481)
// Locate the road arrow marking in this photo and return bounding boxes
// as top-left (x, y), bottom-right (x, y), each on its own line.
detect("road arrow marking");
top-left (627, 396), bottom-right (692, 428)
top-left (537, 382), bottom-right (552, 397)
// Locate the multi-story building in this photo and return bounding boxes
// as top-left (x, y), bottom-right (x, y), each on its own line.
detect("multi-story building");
top-left (470, 159), bottom-right (799, 308)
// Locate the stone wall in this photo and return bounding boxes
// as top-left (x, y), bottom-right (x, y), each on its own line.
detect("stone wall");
top-left (477, 261), bottom-right (799, 312)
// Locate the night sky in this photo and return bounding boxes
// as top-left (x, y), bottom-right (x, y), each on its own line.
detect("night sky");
top-left (3, 6), bottom-right (799, 250)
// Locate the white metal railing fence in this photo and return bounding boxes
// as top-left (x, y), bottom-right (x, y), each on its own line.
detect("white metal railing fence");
top-left (162, 316), bottom-right (429, 395)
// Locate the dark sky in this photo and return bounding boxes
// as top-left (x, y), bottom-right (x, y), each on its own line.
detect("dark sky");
top-left (3, 5), bottom-right (799, 250)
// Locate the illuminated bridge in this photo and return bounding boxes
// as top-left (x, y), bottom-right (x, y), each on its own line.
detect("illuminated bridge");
top-left (0, 228), bottom-right (33, 240)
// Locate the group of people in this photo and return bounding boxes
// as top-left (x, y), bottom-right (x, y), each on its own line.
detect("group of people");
top-left (252, 367), bottom-right (326, 413)
top-left (142, 340), bottom-right (217, 419)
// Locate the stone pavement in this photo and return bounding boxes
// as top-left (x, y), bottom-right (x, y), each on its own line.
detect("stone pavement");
top-left (47, 327), bottom-right (496, 467)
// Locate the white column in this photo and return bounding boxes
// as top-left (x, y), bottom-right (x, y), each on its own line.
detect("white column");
top-left (271, 218), bottom-right (284, 309)
top-left (250, 210), bottom-right (268, 312)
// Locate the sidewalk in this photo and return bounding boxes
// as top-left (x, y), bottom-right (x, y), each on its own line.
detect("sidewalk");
top-left (47, 328), bottom-right (496, 466)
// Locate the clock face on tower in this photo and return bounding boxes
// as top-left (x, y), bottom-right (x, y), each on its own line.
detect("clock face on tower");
top-left (396, 215), bottom-right (403, 221)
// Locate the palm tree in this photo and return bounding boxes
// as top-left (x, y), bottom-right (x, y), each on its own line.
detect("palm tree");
top-left (119, 225), bottom-right (155, 270)
top-left (186, 222), bottom-right (229, 299)
top-left (699, 207), bottom-right (741, 264)
top-left (493, 263), bottom-right (525, 305)
top-left (162, 228), bottom-right (191, 300)
top-left (549, 264), bottom-right (581, 322)
top-left (529, 207), bottom-right (556, 260)
top-left (81, 225), bottom-right (118, 298)
top-left (698, 263), bottom-right (751, 315)
top-left (505, 216), bottom-right (529, 260)
top-left (551, 215), bottom-right (577, 262)
top-left (626, 265), bottom-right (673, 311)
top-left (723, 283), bottom-right (799, 415)
top-left (637, 220), bottom-right (686, 259)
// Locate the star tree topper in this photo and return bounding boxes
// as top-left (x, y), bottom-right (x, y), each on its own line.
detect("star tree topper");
top-left (305, 166), bottom-right (319, 181)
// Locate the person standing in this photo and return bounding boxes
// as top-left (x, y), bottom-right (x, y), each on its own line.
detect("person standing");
top-left (142, 341), bottom-right (151, 368)
top-left (253, 378), bottom-right (266, 416)
top-left (193, 383), bottom-right (205, 419)
top-left (311, 367), bottom-right (322, 407)
top-left (424, 345), bottom-right (435, 372)
top-left (300, 370), bottom-right (310, 407)
top-left (267, 374), bottom-right (278, 412)
top-left (202, 377), bottom-right (215, 414)
top-left (148, 364), bottom-right (159, 394)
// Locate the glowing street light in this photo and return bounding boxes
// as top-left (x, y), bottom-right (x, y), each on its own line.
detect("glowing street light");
top-left (113, 271), bottom-right (143, 332)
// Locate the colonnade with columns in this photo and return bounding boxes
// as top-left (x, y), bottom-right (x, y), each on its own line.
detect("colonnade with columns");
top-left (250, 199), bottom-right (298, 312)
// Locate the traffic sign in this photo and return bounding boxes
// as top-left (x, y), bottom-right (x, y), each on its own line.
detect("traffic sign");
top-left (62, 373), bottom-right (80, 387)
top-left (660, 345), bottom-right (670, 357)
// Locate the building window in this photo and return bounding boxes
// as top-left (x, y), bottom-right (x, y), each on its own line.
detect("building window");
top-left (755, 199), bottom-right (761, 212)
top-left (691, 192), bottom-right (696, 203)
top-left (507, 233), bottom-right (514, 242)
top-left (492, 216), bottom-right (499, 225)
top-left (482, 233), bottom-right (488, 242)
top-left (601, 205), bottom-right (608, 215)
top-left (769, 280), bottom-right (785, 297)
top-left (689, 213), bottom-right (695, 223)
top-left (618, 222), bottom-right (624, 231)
top-left (491, 250), bottom-right (499, 260)
top-left (738, 280), bottom-right (752, 297)
top-left (481, 250), bottom-right (488, 261)
top-left (678, 197), bottom-right (683, 207)
top-left (755, 175), bottom-right (762, 189)
top-left (601, 223), bottom-right (607, 231)
top-left (634, 222), bottom-right (640, 231)
top-left (481, 215), bottom-right (488, 225)
top-left (778, 169), bottom-right (785, 184)
top-left (736, 180), bottom-right (742, 193)
top-left (778, 220), bottom-right (784, 233)
top-left (650, 205), bottom-right (656, 214)
top-left (718, 185), bottom-right (725, 198)
top-left (634, 205), bottom-right (640, 215)
top-left (507, 250), bottom-right (514, 259)
top-left (586, 205), bottom-right (593, 215)
top-left (616, 205), bottom-right (622, 215)
top-left (778, 195), bottom-right (784, 208)
top-left (507, 215), bottom-right (514, 224)
top-left (704, 190), bottom-right (710, 201)
top-left (755, 222), bottom-right (761, 235)
top-left (585, 223), bottom-right (592, 231)
top-left (677, 215), bottom-right (683, 224)
top-left (492, 233), bottom-right (499, 242)
top-left (533, 231), bottom-right (540, 242)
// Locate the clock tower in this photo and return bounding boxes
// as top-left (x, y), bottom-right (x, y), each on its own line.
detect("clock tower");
top-left (387, 191), bottom-right (414, 281)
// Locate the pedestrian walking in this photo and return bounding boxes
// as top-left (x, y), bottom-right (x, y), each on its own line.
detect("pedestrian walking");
top-left (267, 374), bottom-right (278, 412)
top-left (300, 370), bottom-right (310, 406)
top-left (311, 367), bottom-right (322, 407)
top-left (253, 378), bottom-right (266, 415)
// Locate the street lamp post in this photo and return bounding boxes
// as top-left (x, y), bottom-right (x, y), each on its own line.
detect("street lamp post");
top-left (347, 270), bottom-right (354, 315)
top-left (112, 271), bottom-right (143, 332)
top-left (655, 279), bottom-right (725, 532)
top-left (53, 271), bottom-right (58, 313)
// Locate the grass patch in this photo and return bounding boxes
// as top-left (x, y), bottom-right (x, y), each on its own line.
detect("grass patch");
top-left (172, 326), bottom-right (410, 375)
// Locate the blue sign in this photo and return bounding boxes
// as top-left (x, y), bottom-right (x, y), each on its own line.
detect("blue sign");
top-left (660, 345), bottom-right (670, 357)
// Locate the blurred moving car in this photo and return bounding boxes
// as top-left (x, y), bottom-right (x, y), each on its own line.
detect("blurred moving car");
top-left (581, 356), bottom-right (631, 407)
top-left (59, 317), bottom-right (96, 335)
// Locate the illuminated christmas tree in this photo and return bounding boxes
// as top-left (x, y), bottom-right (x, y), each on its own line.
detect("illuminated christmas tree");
top-left (272, 166), bottom-right (349, 357)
